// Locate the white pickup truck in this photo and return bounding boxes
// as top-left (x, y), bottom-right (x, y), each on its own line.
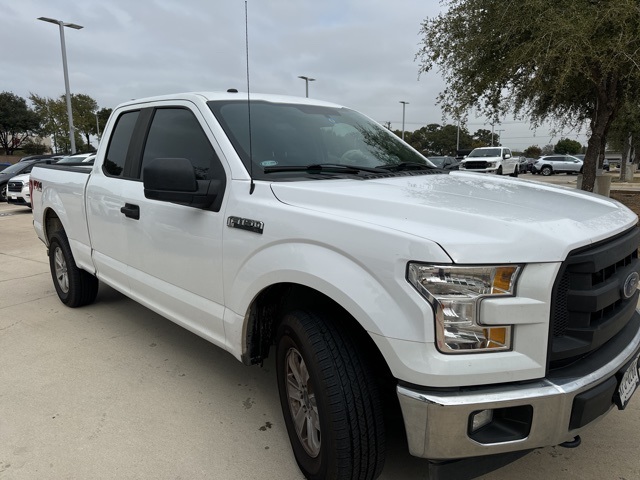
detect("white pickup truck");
top-left (31, 92), bottom-right (640, 480)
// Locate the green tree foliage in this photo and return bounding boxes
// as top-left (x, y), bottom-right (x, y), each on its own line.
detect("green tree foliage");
top-left (554, 138), bottom-right (583, 155)
top-left (22, 138), bottom-right (48, 155)
top-left (472, 129), bottom-right (498, 148)
top-left (0, 91), bottom-right (39, 155)
top-left (399, 123), bottom-right (473, 155)
top-left (417, 0), bottom-right (640, 192)
top-left (72, 94), bottom-right (98, 149)
top-left (523, 145), bottom-right (542, 159)
top-left (30, 93), bottom-right (97, 153)
top-left (95, 107), bottom-right (112, 141)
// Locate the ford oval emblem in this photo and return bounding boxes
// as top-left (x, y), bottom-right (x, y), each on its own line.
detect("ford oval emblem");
top-left (623, 271), bottom-right (640, 299)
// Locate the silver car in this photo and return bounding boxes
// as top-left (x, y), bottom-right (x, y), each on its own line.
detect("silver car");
top-left (532, 155), bottom-right (583, 176)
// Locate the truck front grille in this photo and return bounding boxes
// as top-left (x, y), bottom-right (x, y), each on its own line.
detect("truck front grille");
top-left (463, 161), bottom-right (489, 169)
top-left (8, 181), bottom-right (22, 192)
top-left (548, 227), bottom-right (640, 370)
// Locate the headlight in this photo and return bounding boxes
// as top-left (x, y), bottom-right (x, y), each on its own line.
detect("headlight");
top-left (407, 264), bottom-right (522, 354)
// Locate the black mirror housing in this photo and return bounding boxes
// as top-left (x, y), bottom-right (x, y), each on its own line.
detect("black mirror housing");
top-left (143, 158), bottom-right (221, 209)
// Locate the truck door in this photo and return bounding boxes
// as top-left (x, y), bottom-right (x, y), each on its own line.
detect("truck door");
top-left (86, 110), bottom-right (141, 293)
top-left (118, 104), bottom-right (228, 347)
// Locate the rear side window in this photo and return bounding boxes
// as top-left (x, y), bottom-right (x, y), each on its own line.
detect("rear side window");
top-left (104, 111), bottom-right (140, 177)
top-left (140, 108), bottom-right (224, 181)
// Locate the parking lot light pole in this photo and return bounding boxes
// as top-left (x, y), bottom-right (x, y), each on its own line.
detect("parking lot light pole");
top-left (298, 76), bottom-right (315, 98)
top-left (38, 17), bottom-right (83, 154)
top-left (399, 101), bottom-right (409, 140)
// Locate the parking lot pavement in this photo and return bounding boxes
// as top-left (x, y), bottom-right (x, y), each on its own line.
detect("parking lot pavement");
top-left (1, 202), bottom-right (639, 480)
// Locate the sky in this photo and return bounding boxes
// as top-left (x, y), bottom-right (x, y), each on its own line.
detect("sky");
top-left (2, 0), bottom-right (589, 151)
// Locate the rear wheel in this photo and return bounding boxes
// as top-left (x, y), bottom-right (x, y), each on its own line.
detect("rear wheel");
top-left (541, 166), bottom-right (553, 176)
top-left (276, 309), bottom-right (386, 480)
top-left (1, 184), bottom-right (6, 202)
top-left (497, 166), bottom-right (503, 175)
top-left (49, 231), bottom-right (99, 307)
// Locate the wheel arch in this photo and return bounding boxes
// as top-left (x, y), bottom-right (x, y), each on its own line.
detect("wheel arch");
top-left (242, 282), bottom-right (392, 377)
top-left (43, 207), bottom-right (66, 244)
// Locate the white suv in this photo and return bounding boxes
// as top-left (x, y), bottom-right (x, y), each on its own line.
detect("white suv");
top-left (532, 155), bottom-right (583, 176)
top-left (6, 173), bottom-right (32, 207)
top-left (458, 146), bottom-right (519, 176)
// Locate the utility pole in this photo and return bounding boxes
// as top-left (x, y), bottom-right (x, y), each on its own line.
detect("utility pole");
top-left (399, 101), bottom-right (409, 140)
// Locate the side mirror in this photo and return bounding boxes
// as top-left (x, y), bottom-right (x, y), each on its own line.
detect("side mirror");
top-left (143, 157), bottom-right (221, 209)
top-left (503, 153), bottom-right (511, 159)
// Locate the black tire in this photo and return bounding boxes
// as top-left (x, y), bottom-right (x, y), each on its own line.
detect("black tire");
top-left (510, 166), bottom-right (519, 177)
top-left (541, 166), bottom-right (553, 176)
top-left (276, 310), bottom-right (385, 480)
top-left (496, 166), bottom-right (503, 175)
top-left (49, 231), bottom-right (99, 307)
top-left (0, 184), bottom-right (6, 202)
top-left (580, 167), bottom-right (584, 173)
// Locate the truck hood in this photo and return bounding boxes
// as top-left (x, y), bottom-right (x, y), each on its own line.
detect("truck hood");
top-left (270, 172), bottom-right (637, 264)
top-left (9, 173), bottom-right (29, 182)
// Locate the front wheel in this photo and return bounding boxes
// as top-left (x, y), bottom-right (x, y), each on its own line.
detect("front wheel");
top-left (496, 166), bottom-right (503, 176)
top-left (49, 231), bottom-right (99, 307)
top-left (0, 184), bottom-right (6, 202)
top-left (276, 310), bottom-right (386, 480)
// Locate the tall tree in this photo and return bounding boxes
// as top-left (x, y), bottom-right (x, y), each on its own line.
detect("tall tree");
top-left (472, 129), bottom-right (497, 147)
top-left (30, 93), bottom-right (96, 153)
top-left (71, 94), bottom-right (99, 150)
top-left (554, 138), bottom-right (583, 155)
top-left (523, 145), bottom-right (542, 159)
top-left (95, 107), bottom-right (112, 141)
top-left (0, 92), bottom-right (39, 155)
top-left (399, 123), bottom-right (473, 155)
top-left (417, 0), bottom-right (640, 191)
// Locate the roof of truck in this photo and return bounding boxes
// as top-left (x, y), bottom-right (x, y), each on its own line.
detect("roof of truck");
top-left (117, 91), bottom-right (344, 109)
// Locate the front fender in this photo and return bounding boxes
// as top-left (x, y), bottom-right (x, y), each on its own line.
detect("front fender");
top-left (226, 241), bottom-right (436, 344)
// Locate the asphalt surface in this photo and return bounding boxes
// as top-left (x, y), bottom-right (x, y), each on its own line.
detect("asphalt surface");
top-left (1, 190), bottom-right (639, 479)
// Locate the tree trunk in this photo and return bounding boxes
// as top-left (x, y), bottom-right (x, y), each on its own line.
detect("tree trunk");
top-left (581, 79), bottom-right (619, 192)
top-left (620, 132), bottom-right (631, 181)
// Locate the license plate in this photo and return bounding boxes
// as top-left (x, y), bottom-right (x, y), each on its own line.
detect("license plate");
top-left (615, 353), bottom-right (640, 410)
top-left (10, 195), bottom-right (17, 200)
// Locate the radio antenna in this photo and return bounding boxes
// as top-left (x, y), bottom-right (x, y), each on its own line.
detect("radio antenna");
top-left (245, 1), bottom-right (255, 195)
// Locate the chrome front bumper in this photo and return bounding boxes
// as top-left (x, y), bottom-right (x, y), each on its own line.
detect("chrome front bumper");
top-left (397, 311), bottom-right (640, 460)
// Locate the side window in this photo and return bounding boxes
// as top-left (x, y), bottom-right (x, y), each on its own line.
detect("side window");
top-left (104, 110), bottom-right (140, 177)
top-left (141, 108), bottom-right (224, 181)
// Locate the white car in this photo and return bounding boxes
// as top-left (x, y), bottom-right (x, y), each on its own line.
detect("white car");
top-left (459, 146), bottom-right (519, 176)
top-left (532, 155), bottom-right (584, 175)
top-left (6, 173), bottom-right (32, 208)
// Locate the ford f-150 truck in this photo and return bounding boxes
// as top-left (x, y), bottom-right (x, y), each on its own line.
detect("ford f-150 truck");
top-left (31, 92), bottom-right (640, 480)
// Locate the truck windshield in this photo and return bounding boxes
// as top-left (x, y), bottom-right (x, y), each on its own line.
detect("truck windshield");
top-left (468, 148), bottom-right (502, 157)
top-left (208, 100), bottom-right (429, 179)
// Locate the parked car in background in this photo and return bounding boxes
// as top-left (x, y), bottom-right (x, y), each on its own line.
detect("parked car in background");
top-left (0, 162), bottom-right (11, 172)
top-left (426, 156), bottom-right (460, 170)
top-left (6, 173), bottom-right (32, 207)
top-left (458, 146), bottom-right (519, 176)
top-left (18, 154), bottom-right (59, 163)
top-left (55, 153), bottom-right (96, 164)
top-left (532, 155), bottom-right (583, 176)
top-left (0, 158), bottom-right (57, 202)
